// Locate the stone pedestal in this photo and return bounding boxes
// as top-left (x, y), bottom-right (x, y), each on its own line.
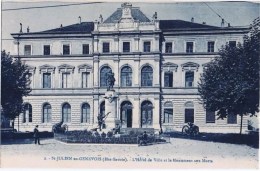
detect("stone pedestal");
top-left (104, 90), bottom-right (118, 130)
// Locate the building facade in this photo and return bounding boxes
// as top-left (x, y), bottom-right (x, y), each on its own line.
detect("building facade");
top-left (11, 3), bottom-right (250, 133)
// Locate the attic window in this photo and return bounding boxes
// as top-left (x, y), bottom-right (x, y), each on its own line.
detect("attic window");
top-left (63, 44), bottom-right (70, 55)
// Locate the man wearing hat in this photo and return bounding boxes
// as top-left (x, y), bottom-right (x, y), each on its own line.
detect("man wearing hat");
top-left (33, 125), bottom-right (40, 145)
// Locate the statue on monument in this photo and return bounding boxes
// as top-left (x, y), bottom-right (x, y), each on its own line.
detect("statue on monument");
top-left (107, 72), bottom-right (115, 91)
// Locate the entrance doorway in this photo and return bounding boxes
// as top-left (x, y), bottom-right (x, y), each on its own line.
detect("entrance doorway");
top-left (120, 101), bottom-right (133, 128)
top-left (141, 101), bottom-right (153, 128)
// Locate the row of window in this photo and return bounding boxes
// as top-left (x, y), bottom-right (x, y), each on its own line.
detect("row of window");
top-left (39, 65), bottom-right (195, 88)
top-left (22, 101), bottom-right (237, 125)
top-left (23, 41), bottom-right (237, 55)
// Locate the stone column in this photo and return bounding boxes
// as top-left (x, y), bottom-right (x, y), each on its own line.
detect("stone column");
top-left (132, 97), bottom-right (140, 128)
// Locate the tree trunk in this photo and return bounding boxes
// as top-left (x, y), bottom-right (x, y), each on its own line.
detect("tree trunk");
top-left (240, 115), bottom-right (243, 135)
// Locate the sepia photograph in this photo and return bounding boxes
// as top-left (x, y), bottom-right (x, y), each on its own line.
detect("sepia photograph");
top-left (1, 0), bottom-right (259, 169)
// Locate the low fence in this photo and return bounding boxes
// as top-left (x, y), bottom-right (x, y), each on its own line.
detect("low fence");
top-left (54, 132), bottom-right (171, 145)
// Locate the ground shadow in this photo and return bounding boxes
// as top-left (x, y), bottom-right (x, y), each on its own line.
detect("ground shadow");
top-left (165, 132), bottom-right (259, 148)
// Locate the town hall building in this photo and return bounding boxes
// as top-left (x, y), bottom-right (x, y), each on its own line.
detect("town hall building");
top-left (11, 3), bottom-right (251, 133)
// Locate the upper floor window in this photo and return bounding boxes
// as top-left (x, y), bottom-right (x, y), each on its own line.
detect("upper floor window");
top-left (43, 45), bottom-right (50, 55)
top-left (141, 66), bottom-right (153, 87)
top-left (143, 41), bottom-right (151, 52)
top-left (164, 72), bottom-right (173, 87)
top-left (103, 42), bottom-right (110, 53)
top-left (123, 42), bottom-right (130, 53)
top-left (62, 73), bottom-right (71, 88)
top-left (82, 44), bottom-right (89, 54)
top-left (100, 66), bottom-right (112, 87)
top-left (186, 42), bottom-right (193, 53)
top-left (121, 66), bottom-right (132, 87)
top-left (185, 71), bottom-right (194, 87)
top-left (43, 73), bottom-right (51, 88)
top-left (24, 45), bottom-right (31, 56)
top-left (206, 110), bottom-right (215, 123)
top-left (165, 42), bottom-right (173, 53)
top-left (82, 72), bottom-right (90, 88)
top-left (207, 41), bottom-right (215, 53)
top-left (229, 41), bottom-right (236, 48)
top-left (63, 44), bottom-right (70, 55)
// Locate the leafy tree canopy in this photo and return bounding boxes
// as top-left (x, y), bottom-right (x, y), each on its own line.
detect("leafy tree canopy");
top-left (198, 24), bottom-right (259, 119)
top-left (1, 51), bottom-right (31, 120)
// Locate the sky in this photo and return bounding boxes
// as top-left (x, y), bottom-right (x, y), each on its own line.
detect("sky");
top-left (1, 1), bottom-right (260, 53)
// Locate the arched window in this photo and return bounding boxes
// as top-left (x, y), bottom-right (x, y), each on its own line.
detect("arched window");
top-left (184, 101), bottom-right (194, 123)
top-left (23, 103), bottom-right (32, 123)
top-left (100, 66), bottom-right (112, 87)
top-left (141, 101), bottom-right (153, 128)
top-left (141, 66), bottom-right (153, 87)
top-left (121, 66), bottom-right (132, 87)
top-left (43, 103), bottom-right (51, 123)
top-left (163, 101), bottom-right (173, 123)
top-left (62, 103), bottom-right (71, 123)
top-left (81, 103), bottom-right (90, 123)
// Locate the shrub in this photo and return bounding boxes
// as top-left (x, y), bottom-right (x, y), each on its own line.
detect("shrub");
top-left (101, 132), bottom-right (106, 138)
top-left (107, 131), bottom-right (113, 138)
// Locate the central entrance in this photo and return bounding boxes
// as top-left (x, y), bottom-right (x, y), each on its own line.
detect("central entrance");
top-left (120, 101), bottom-right (132, 128)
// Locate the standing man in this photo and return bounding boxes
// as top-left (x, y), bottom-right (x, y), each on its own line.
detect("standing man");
top-left (33, 125), bottom-right (40, 145)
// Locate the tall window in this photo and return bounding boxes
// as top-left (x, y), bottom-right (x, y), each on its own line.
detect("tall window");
top-left (206, 110), bottom-right (215, 123)
top-left (185, 71), bottom-right (194, 87)
top-left (82, 44), bottom-right (89, 54)
top-left (62, 103), bottom-right (71, 123)
top-left (141, 66), bottom-right (153, 87)
top-left (207, 41), bottom-right (215, 53)
top-left (23, 103), bottom-right (32, 123)
top-left (186, 42), bottom-right (193, 53)
top-left (103, 42), bottom-right (110, 53)
top-left (123, 42), bottom-right (130, 52)
top-left (164, 72), bottom-right (173, 87)
top-left (165, 42), bottom-right (173, 53)
top-left (81, 103), bottom-right (90, 123)
top-left (82, 72), bottom-right (90, 88)
top-left (43, 73), bottom-right (51, 88)
top-left (141, 101), bottom-right (153, 128)
top-left (63, 44), bottom-right (70, 55)
top-left (228, 113), bottom-right (237, 124)
top-left (185, 101), bottom-right (194, 123)
top-left (62, 73), bottom-right (71, 88)
top-left (143, 41), bottom-right (151, 52)
top-left (229, 41), bottom-right (236, 48)
top-left (26, 73), bottom-right (32, 88)
top-left (163, 102), bottom-right (173, 124)
top-left (121, 66), bottom-right (132, 87)
top-left (24, 45), bottom-right (31, 56)
top-left (43, 45), bottom-right (50, 55)
top-left (43, 103), bottom-right (51, 123)
top-left (100, 66), bottom-right (112, 87)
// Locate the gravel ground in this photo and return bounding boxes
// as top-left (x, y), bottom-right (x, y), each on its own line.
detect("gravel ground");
top-left (1, 138), bottom-right (258, 169)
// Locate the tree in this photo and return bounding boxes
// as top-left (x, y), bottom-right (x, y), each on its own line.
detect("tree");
top-left (1, 50), bottom-right (31, 122)
top-left (198, 23), bottom-right (259, 134)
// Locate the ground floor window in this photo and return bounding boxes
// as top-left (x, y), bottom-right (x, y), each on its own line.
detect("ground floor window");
top-left (164, 109), bottom-right (173, 123)
top-left (43, 103), bottom-right (51, 123)
top-left (227, 113), bottom-right (237, 124)
top-left (141, 101), bottom-right (153, 128)
top-left (23, 103), bottom-right (32, 123)
top-left (81, 103), bottom-right (90, 123)
top-left (184, 101), bottom-right (194, 123)
top-left (62, 103), bottom-right (71, 122)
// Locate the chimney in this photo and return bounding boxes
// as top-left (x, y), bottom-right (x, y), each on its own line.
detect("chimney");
top-left (60, 24), bottom-right (63, 28)
top-left (191, 17), bottom-right (194, 23)
top-left (202, 22), bottom-right (206, 25)
top-left (27, 26), bottom-right (30, 33)
top-left (221, 19), bottom-right (225, 27)
top-left (99, 14), bottom-right (103, 23)
top-left (78, 16), bottom-right (81, 24)
top-left (228, 23), bottom-right (231, 27)
top-left (20, 23), bottom-right (23, 33)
